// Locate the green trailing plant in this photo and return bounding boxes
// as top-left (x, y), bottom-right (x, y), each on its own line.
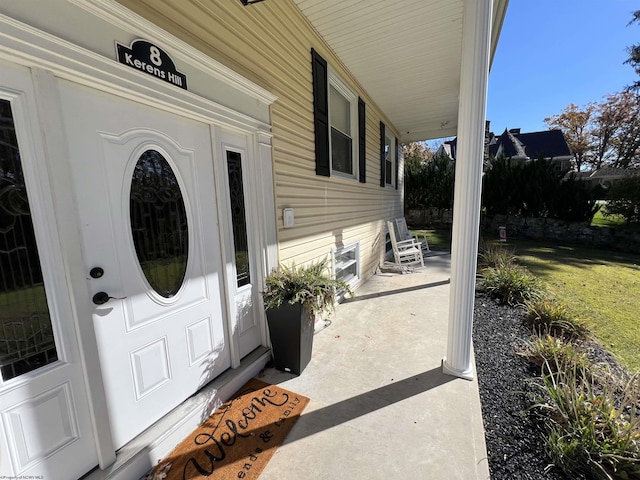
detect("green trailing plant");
top-left (525, 297), bottom-right (589, 339)
top-left (480, 263), bottom-right (545, 305)
top-left (537, 358), bottom-right (640, 479)
top-left (262, 258), bottom-right (352, 316)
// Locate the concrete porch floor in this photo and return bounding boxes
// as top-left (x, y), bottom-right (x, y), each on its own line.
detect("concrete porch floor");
top-left (258, 253), bottom-right (490, 480)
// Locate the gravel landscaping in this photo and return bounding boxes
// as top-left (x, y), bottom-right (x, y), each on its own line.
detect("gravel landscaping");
top-left (473, 293), bottom-right (567, 480)
top-left (473, 292), bottom-right (638, 480)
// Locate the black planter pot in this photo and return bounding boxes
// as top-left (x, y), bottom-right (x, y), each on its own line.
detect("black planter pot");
top-left (265, 302), bottom-right (314, 375)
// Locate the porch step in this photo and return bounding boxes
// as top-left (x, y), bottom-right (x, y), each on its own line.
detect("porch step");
top-left (83, 347), bottom-right (272, 480)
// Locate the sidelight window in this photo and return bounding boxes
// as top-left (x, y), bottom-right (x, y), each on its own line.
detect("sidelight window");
top-left (226, 150), bottom-right (251, 288)
top-left (0, 99), bottom-right (57, 380)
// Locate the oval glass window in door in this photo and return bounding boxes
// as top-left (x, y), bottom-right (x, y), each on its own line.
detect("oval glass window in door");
top-left (129, 150), bottom-right (188, 298)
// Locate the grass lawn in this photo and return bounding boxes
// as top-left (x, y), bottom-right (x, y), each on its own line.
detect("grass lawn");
top-left (591, 207), bottom-right (640, 231)
top-left (409, 224), bottom-right (640, 371)
top-left (591, 209), bottom-right (625, 228)
top-left (410, 228), bottom-right (452, 252)
top-left (505, 239), bottom-right (640, 373)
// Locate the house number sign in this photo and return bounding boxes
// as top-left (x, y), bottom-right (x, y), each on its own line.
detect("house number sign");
top-left (116, 39), bottom-right (187, 90)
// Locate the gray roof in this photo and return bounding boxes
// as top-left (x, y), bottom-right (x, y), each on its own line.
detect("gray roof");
top-left (489, 128), bottom-right (571, 159)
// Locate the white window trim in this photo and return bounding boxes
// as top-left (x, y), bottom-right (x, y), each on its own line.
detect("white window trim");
top-left (328, 69), bottom-right (358, 180)
top-left (384, 129), bottom-right (395, 187)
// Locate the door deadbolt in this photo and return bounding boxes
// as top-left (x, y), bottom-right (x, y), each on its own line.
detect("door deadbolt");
top-left (90, 267), bottom-right (104, 279)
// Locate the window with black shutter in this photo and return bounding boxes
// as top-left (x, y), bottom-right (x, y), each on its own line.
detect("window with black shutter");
top-left (379, 122), bottom-right (397, 188)
top-left (311, 49), bottom-right (365, 181)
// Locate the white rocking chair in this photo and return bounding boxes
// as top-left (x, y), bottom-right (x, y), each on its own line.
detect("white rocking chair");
top-left (395, 217), bottom-right (430, 252)
top-left (387, 221), bottom-right (424, 267)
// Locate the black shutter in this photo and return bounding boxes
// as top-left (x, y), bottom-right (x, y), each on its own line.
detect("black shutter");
top-left (395, 137), bottom-right (399, 190)
top-left (380, 121), bottom-right (386, 187)
top-left (358, 98), bottom-right (366, 183)
top-left (311, 49), bottom-right (330, 177)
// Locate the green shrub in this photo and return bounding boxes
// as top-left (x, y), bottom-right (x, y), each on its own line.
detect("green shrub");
top-left (525, 297), bottom-right (589, 338)
top-left (404, 152), bottom-right (454, 210)
top-left (605, 177), bottom-right (640, 225)
top-left (478, 242), bottom-right (516, 269)
top-left (482, 154), bottom-right (523, 216)
top-left (482, 156), bottom-right (559, 217)
top-left (538, 361), bottom-right (640, 479)
top-left (520, 334), bottom-right (590, 372)
top-left (551, 174), bottom-right (601, 222)
top-left (482, 155), bottom-right (599, 222)
top-left (480, 263), bottom-right (545, 305)
top-left (404, 152), bottom-right (429, 209)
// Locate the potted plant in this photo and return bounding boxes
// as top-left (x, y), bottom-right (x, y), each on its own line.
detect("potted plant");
top-left (262, 258), bottom-right (352, 375)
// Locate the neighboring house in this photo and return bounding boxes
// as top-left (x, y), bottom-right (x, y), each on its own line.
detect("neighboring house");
top-left (441, 127), bottom-right (573, 172)
top-left (490, 128), bottom-right (573, 172)
top-left (569, 167), bottom-right (640, 190)
top-left (0, 1), bottom-right (507, 478)
top-left (437, 141), bottom-right (456, 161)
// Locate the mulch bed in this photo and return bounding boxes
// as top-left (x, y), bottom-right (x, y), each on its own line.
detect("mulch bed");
top-left (473, 293), bottom-right (635, 480)
top-left (473, 293), bottom-right (568, 480)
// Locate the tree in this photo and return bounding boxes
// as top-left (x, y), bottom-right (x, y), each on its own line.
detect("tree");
top-left (403, 143), bottom-right (454, 211)
top-left (591, 91), bottom-right (640, 169)
top-left (608, 93), bottom-right (640, 168)
top-left (547, 92), bottom-right (640, 171)
top-left (625, 10), bottom-right (640, 91)
top-left (403, 142), bottom-right (435, 209)
top-left (423, 152), bottom-right (455, 210)
top-left (544, 103), bottom-right (593, 171)
top-left (403, 141), bottom-right (434, 163)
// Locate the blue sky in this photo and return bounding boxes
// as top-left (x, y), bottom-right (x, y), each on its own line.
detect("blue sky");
top-left (486, 0), bottom-right (639, 135)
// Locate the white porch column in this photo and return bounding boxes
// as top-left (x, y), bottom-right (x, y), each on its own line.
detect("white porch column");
top-left (442, 0), bottom-right (493, 380)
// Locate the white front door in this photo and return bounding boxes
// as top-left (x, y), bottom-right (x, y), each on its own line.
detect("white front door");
top-left (0, 62), bottom-right (98, 479)
top-left (58, 81), bottom-right (231, 449)
top-left (215, 130), bottom-right (263, 360)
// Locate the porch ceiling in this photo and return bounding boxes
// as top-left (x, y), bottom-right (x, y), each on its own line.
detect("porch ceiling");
top-left (292, 0), bottom-right (508, 143)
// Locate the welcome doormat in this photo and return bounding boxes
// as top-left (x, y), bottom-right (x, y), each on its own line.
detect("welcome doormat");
top-left (145, 378), bottom-right (309, 480)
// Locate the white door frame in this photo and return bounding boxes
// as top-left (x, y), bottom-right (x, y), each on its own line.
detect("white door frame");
top-left (0, 7), bottom-right (277, 469)
top-left (0, 62), bottom-right (99, 479)
top-left (212, 126), bottom-right (269, 368)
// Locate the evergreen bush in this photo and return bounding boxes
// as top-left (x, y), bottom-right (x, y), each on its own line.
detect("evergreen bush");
top-left (482, 155), bottom-right (599, 222)
top-left (403, 152), bottom-right (454, 210)
top-left (605, 177), bottom-right (640, 225)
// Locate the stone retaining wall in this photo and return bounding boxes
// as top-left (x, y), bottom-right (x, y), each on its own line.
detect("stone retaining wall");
top-left (407, 208), bottom-right (640, 252)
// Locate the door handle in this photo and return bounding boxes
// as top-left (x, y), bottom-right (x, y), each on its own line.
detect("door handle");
top-left (92, 292), bottom-right (126, 305)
